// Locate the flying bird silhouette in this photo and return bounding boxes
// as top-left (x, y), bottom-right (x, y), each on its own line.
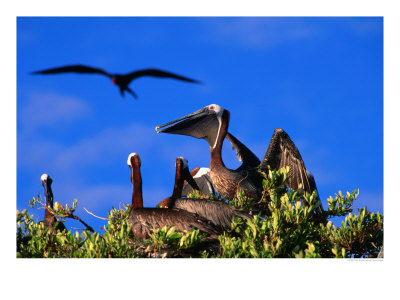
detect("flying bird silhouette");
top-left (31, 64), bottom-right (201, 98)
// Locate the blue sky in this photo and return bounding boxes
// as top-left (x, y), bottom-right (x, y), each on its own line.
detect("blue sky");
top-left (17, 17), bottom-right (383, 231)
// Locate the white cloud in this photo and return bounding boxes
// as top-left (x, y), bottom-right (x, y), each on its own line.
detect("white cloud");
top-left (18, 122), bottom-right (159, 172)
top-left (19, 91), bottom-right (92, 135)
top-left (200, 17), bottom-right (382, 50)
top-left (201, 18), bottom-right (318, 49)
top-left (341, 18), bottom-right (382, 36)
top-left (52, 123), bottom-right (156, 169)
top-left (17, 139), bottom-right (63, 168)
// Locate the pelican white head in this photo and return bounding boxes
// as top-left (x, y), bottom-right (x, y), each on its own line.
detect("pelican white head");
top-left (177, 156), bottom-right (188, 170)
top-left (207, 104), bottom-right (224, 117)
top-left (41, 173), bottom-right (50, 183)
top-left (127, 153), bottom-right (141, 167)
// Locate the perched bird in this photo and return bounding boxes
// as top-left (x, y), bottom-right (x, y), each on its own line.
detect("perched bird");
top-left (31, 64), bottom-right (201, 98)
top-left (157, 157), bottom-right (251, 230)
top-left (126, 153), bottom-right (220, 240)
top-left (40, 174), bottom-right (66, 232)
top-left (156, 104), bottom-right (322, 213)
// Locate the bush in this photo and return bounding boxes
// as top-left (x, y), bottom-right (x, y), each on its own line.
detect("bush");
top-left (16, 167), bottom-right (383, 258)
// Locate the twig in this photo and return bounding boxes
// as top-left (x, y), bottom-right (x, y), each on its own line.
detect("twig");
top-left (237, 171), bottom-right (249, 192)
top-left (119, 202), bottom-right (129, 210)
top-left (83, 207), bottom-right (108, 220)
top-left (69, 214), bottom-right (95, 233)
top-left (29, 196), bottom-right (96, 233)
top-left (70, 227), bottom-right (87, 231)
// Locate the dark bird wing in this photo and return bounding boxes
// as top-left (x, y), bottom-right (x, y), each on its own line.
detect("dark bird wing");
top-left (172, 198), bottom-right (251, 230)
top-left (306, 170), bottom-right (324, 213)
top-left (129, 208), bottom-right (220, 239)
top-left (31, 64), bottom-right (112, 78)
top-left (226, 132), bottom-right (261, 170)
top-left (306, 171), bottom-right (319, 197)
top-left (260, 128), bottom-right (312, 193)
top-left (124, 68), bottom-right (201, 84)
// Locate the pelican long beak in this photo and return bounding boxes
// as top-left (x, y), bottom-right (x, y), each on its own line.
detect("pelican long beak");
top-left (129, 165), bottom-right (134, 185)
top-left (41, 179), bottom-right (54, 208)
top-left (156, 107), bottom-right (208, 132)
top-left (182, 164), bottom-right (200, 192)
top-left (155, 106), bottom-right (220, 147)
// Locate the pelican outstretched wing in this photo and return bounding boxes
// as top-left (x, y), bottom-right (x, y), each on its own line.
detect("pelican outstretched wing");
top-left (225, 132), bottom-right (261, 171)
top-left (260, 128), bottom-right (311, 193)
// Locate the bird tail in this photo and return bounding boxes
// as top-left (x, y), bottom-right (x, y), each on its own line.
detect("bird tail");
top-left (232, 209), bottom-right (252, 220)
top-left (124, 86), bottom-right (138, 99)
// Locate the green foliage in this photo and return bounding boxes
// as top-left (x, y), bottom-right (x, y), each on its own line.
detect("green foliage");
top-left (17, 167), bottom-right (383, 258)
top-left (149, 226), bottom-right (182, 251)
top-left (187, 189), bottom-right (216, 200)
top-left (29, 195), bottom-right (78, 219)
top-left (326, 190), bottom-right (358, 217)
top-left (228, 190), bottom-right (257, 212)
top-left (17, 206), bottom-right (138, 258)
top-left (325, 207), bottom-right (383, 258)
top-left (144, 226), bottom-right (206, 257)
top-left (178, 229), bottom-right (204, 249)
top-left (217, 168), bottom-right (382, 258)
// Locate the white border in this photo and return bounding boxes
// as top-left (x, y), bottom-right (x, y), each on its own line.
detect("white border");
top-left (2, 1), bottom-right (397, 299)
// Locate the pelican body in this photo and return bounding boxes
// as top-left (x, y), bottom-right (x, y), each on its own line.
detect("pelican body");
top-left (127, 153), bottom-right (220, 240)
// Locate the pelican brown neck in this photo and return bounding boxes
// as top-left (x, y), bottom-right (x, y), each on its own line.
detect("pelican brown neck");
top-left (172, 157), bottom-right (200, 198)
top-left (210, 109), bottom-right (230, 168)
top-left (128, 153), bottom-right (143, 209)
top-left (172, 158), bottom-right (185, 198)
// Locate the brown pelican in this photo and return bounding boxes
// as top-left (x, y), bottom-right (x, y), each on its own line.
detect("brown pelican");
top-left (157, 157), bottom-right (251, 230)
top-left (126, 153), bottom-right (220, 240)
top-left (31, 64), bottom-right (201, 98)
top-left (155, 104), bottom-right (321, 206)
top-left (40, 174), bottom-right (66, 231)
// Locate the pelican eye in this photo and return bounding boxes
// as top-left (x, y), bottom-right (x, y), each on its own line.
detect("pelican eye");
top-left (209, 105), bottom-right (215, 110)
